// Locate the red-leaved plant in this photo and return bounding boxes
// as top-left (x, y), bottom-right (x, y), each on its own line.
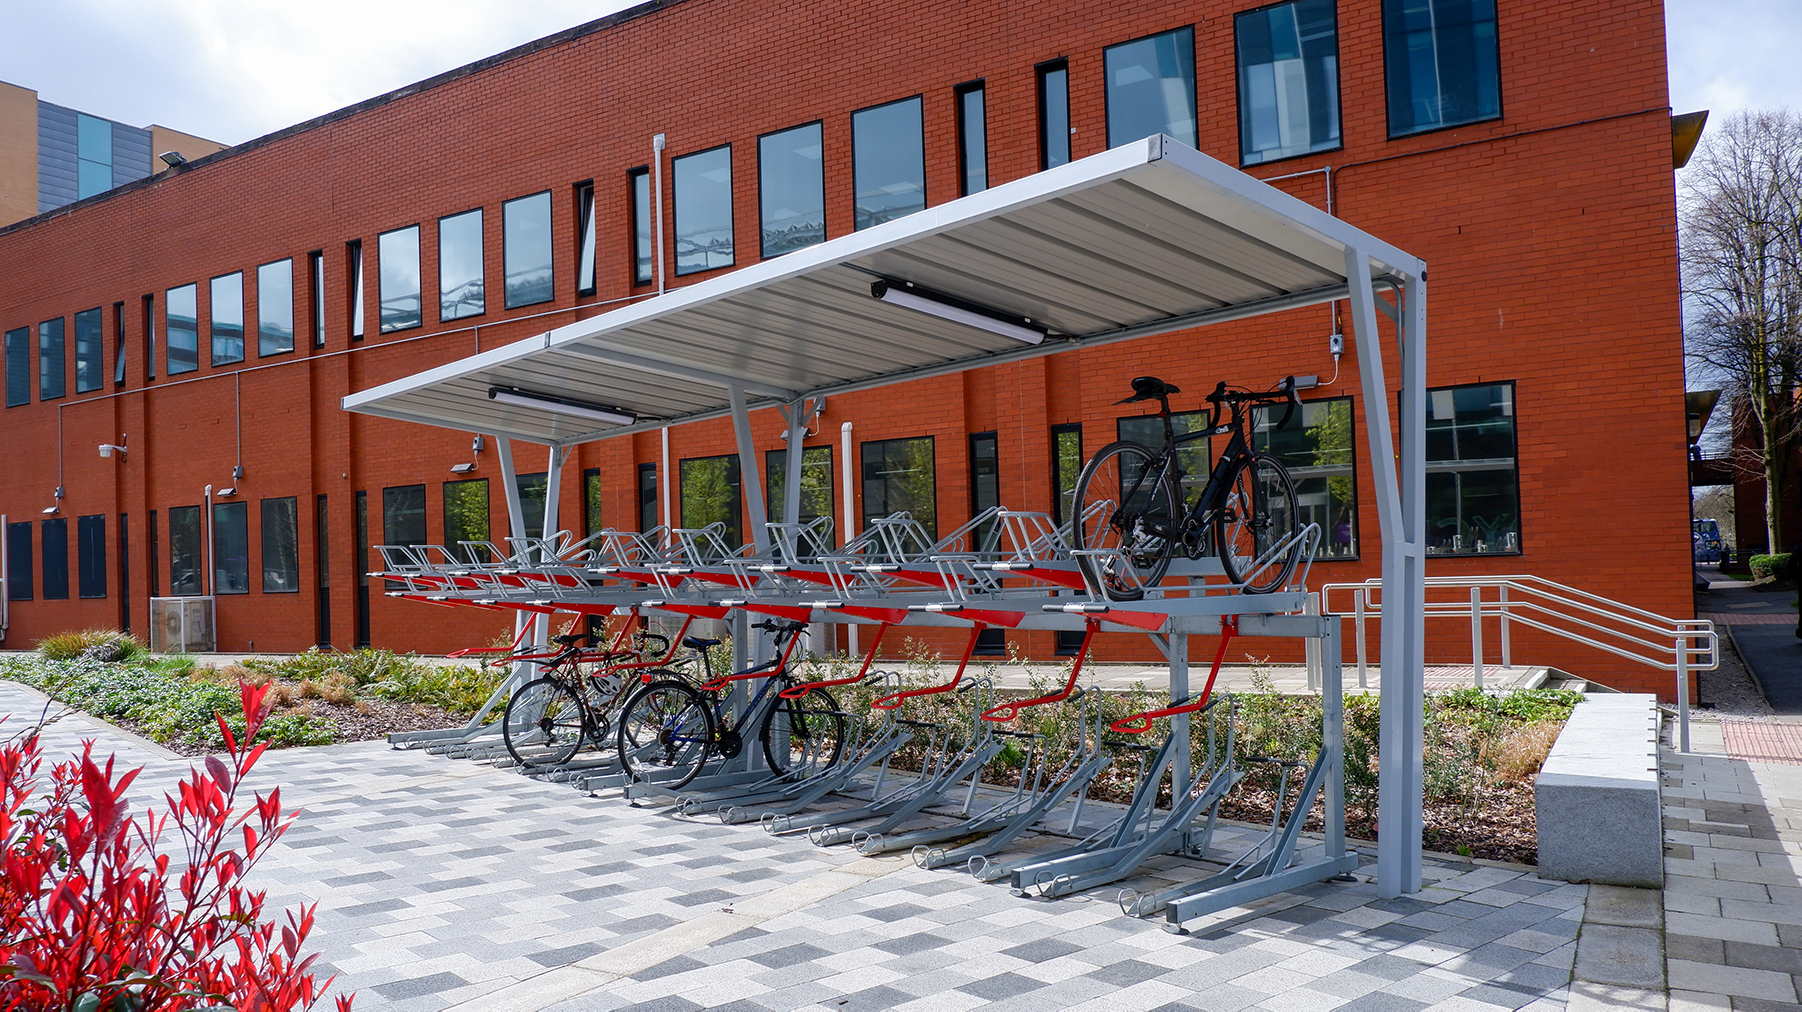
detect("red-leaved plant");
top-left (0, 681), bottom-right (353, 1011)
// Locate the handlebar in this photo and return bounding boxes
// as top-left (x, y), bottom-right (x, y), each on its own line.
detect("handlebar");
top-left (1204, 376), bottom-right (1303, 431)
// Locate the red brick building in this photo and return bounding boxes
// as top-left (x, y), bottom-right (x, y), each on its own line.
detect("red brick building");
top-left (0, 0), bottom-right (1694, 694)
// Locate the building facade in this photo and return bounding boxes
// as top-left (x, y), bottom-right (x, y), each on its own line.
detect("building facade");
top-left (0, 0), bottom-right (1695, 695)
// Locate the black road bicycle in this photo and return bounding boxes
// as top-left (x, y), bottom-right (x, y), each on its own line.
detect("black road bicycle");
top-left (1070, 375), bottom-right (1306, 600)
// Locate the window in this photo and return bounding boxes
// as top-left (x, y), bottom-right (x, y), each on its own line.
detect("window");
top-left (381, 484), bottom-right (425, 589)
top-left (257, 259), bottom-right (294, 356)
top-left (759, 123), bottom-right (825, 259)
top-left (443, 479), bottom-right (489, 563)
top-left (503, 192), bottom-right (554, 308)
top-left (1105, 27), bottom-right (1197, 149)
top-left (210, 272), bottom-right (244, 365)
top-left (168, 505), bottom-right (202, 595)
top-left (1119, 409), bottom-right (1212, 509)
top-left (261, 497), bottom-right (299, 593)
top-left (112, 302), bottom-right (126, 385)
top-left (1425, 382), bottom-right (1519, 555)
top-left (955, 82), bottom-right (988, 195)
top-left (582, 468), bottom-right (603, 536)
top-left (347, 240), bottom-right (365, 341)
top-left (147, 510), bottom-right (159, 597)
top-left (439, 209), bottom-right (485, 322)
top-left (852, 98), bottom-right (925, 231)
top-left (77, 513), bottom-right (106, 598)
top-left (1253, 396), bottom-right (1357, 559)
top-left (574, 184), bottom-right (597, 296)
top-left (76, 113), bottom-right (113, 199)
top-left (861, 437), bottom-right (936, 539)
top-left (5, 326), bottom-right (28, 406)
top-left (141, 294), bottom-right (156, 380)
top-left (1051, 424), bottom-right (1083, 525)
top-left (74, 307), bottom-right (102, 393)
top-left (680, 455), bottom-right (742, 548)
top-left (41, 518), bottom-right (68, 600)
top-left (315, 494), bottom-right (330, 646)
top-left (515, 472), bottom-right (548, 541)
top-left (1383, 0), bottom-right (1501, 136)
top-left (1038, 61), bottom-right (1071, 169)
top-left (765, 446), bottom-right (832, 524)
top-left (166, 284), bottom-right (198, 374)
top-left (212, 501), bottom-right (249, 595)
top-left (377, 225), bottom-right (422, 333)
top-left (117, 514), bottom-right (129, 631)
top-left (638, 462), bottom-right (658, 532)
top-left (673, 146), bottom-right (734, 275)
top-left (1237, 0), bottom-right (1341, 165)
top-left (969, 432), bottom-right (1003, 655)
top-left (354, 490), bottom-right (370, 647)
top-left (308, 251), bottom-right (325, 348)
top-left (630, 168), bottom-right (654, 286)
top-left (38, 318), bottom-right (64, 400)
top-left (6, 522), bottom-right (32, 599)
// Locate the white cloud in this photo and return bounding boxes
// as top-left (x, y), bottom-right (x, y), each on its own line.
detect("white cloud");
top-left (1666, 0), bottom-right (1802, 118)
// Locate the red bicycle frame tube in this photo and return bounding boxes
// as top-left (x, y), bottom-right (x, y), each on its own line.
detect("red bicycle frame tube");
top-left (981, 619), bottom-right (1099, 722)
top-left (1110, 615), bottom-right (1238, 734)
top-left (781, 623), bottom-right (891, 699)
top-left (698, 624), bottom-right (808, 692)
top-left (872, 624), bottom-right (985, 710)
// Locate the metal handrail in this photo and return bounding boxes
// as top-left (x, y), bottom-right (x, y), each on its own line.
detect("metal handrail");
top-left (1320, 574), bottom-right (1716, 751)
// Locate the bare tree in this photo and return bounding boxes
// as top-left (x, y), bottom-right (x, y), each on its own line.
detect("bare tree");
top-left (1682, 110), bottom-right (1802, 552)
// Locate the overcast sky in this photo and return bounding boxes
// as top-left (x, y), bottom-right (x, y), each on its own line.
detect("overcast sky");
top-left (0, 0), bottom-right (1794, 148)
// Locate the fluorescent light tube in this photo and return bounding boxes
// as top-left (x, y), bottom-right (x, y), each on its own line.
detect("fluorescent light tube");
top-left (488, 387), bottom-right (636, 426)
top-left (871, 280), bottom-right (1045, 345)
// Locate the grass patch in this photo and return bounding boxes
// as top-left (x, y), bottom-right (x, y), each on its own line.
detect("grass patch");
top-left (36, 628), bottom-right (148, 662)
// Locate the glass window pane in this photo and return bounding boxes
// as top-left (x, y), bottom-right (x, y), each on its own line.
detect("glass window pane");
top-left (261, 497), bottom-right (299, 593)
top-left (1253, 397), bottom-right (1357, 559)
top-left (41, 518), bottom-right (68, 600)
top-left (1052, 426), bottom-right (1083, 525)
top-left (1039, 64), bottom-right (1070, 169)
top-left (638, 463), bottom-right (658, 533)
top-left (76, 114), bottom-right (113, 200)
top-left (970, 433), bottom-right (1000, 550)
top-left (348, 241), bottom-right (365, 339)
top-left (378, 226), bottom-right (422, 332)
top-left (1423, 382), bottom-right (1518, 554)
top-left (210, 272), bottom-right (244, 365)
top-left (443, 479), bottom-right (490, 563)
top-left (38, 318), bottom-right (64, 400)
top-left (257, 259), bottom-right (294, 356)
top-left (381, 484), bottom-right (426, 591)
top-left (1238, 0), bottom-right (1341, 164)
top-left (631, 170), bottom-right (654, 285)
top-left (765, 446), bottom-right (832, 525)
top-left (438, 209), bottom-right (485, 321)
top-left (4, 327), bottom-right (28, 406)
top-left (503, 192), bottom-right (554, 308)
top-left (309, 253), bottom-right (325, 347)
top-left (212, 501), bottom-right (249, 595)
top-left (576, 186), bottom-right (597, 295)
top-left (759, 123), bottom-right (825, 258)
top-left (113, 303), bottom-right (126, 385)
top-left (673, 147), bottom-right (735, 275)
top-left (5, 522), bottom-right (32, 599)
top-left (168, 505), bottom-right (203, 595)
top-left (74, 307), bottom-right (103, 394)
top-left (514, 472), bottom-right (548, 541)
top-left (1105, 27), bottom-right (1198, 149)
top-left (680, 455), bottom-right (742, 548)
top-left (853, 98), bottom-right (925, 231)
top-left (166, 284), bottom-right (198, 374)
top-left (958, 85), bottom-right (988, 194)
top-left (80, 515), bottom-right (107, 598)
top-left (1383, 0), bottom-right (1501, 135)
top-left (582, 469), bottom-right (603, 536)
top-left (861, 437), bottom-right (936, 539)
top-left (1118, 410), bottom-right (1212, 509)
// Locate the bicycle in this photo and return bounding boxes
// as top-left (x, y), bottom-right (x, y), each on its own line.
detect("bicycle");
top-left (615, 620), bottom-right (847, 790)
top-left (1070, 375), bottom-right (1306, 600)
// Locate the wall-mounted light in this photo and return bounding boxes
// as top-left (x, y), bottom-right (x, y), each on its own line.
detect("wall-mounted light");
top-left (487, 387), bottom-right (636, 427)
top-left (216, 487), bottom-right (238, 497)
top-left (98, 443), bottom-right (127, 458)
top-left (159, 150), bottom-right (186, 168)
top-left (870, 278), bottom-right (1046, 345)
top-left (450, 462), bottom-right (477, 474)
top-left (43, 487), bottom-right (63, 514)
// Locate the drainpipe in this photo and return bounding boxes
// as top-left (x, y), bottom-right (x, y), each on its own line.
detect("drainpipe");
top-left (653, 134), bottom-right (667, 295)
top-left (1, 512), bottom-right (9, 644)
top-left (660, 425), bottom-right (672, 545)
top-left (203, 485), bottom-right (215, 597)
top-left (841, 420), bottom-right (856, 657)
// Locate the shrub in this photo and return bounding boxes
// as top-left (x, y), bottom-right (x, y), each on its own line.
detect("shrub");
top-left (1750, 553), bottom-right (1792, 579)
top-left (36, 628), bottom-right (145, 662)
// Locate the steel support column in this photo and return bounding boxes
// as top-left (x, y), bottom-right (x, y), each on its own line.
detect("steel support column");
top-left (493, 435), bottom-right (531, 675)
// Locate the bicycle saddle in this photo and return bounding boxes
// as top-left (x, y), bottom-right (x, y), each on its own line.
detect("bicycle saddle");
top-left (552, 633), bottom-right (588, 646)
top-left (1116, 376), bottom-right (1180, 404)
top-left (683, 636), bottom-right (722, 649)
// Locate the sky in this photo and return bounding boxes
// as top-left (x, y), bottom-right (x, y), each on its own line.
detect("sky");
top-left (0, 0), bottom-right (1796, 149)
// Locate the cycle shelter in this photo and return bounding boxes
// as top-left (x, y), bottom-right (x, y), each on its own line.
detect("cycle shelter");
top-left (343, 134), bottom-right (1432, 912)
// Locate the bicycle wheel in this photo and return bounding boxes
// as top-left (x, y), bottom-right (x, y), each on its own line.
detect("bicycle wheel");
top-left (616, 679), bottom-right (715, 789)
top-left (1070, 440), bottom-right (1182, 601)
top-left (502, 677), bottom-right (589, 768)
top-left (760, 686), bottom-right (847, 775)
top-left (1215, 452), bottom-right (1302, 594)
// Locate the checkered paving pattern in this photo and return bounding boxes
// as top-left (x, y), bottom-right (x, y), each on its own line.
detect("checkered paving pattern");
top-left (1721, 721), bottom-right (1802, 765)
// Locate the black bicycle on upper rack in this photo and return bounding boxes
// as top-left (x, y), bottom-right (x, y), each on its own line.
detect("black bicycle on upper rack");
top-left (1070, 375), bottom-right (1307, 600)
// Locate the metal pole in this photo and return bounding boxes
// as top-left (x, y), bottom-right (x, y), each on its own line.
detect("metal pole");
top-left (842, 420), bottom-right (857, 658)
top-left (782, 400), bottom-right (807, 526)
top-left (204, 485), bottom-right (214, 597)
top-left (1170, 630), bottom-right (1190, 801)
top-left (1323, 615), bottom-right (1345, 860)
top-left (728, 384), bottom-right (771, 554)
top-left (536, 445), bottom-right (567, 646)
top-left (1676, 634), bottom-right (1690, 753)
top-left (1354, 588), bottom-right (1368, 689)
top-left (494, 436), bottom-right (531, 666)
top-left (1470, 586), bottom-right (1484, 689)
top-left (1305, 592), bottom-right (1322, 692)
top-left (1397, 270), bottom-right (1428, 894)
top-left (660, 426), bottom-right (672, 541)
top-left (1499, 584), bottom-right (1512, 669)
top-left (652, 134), bottom-right (667, 295)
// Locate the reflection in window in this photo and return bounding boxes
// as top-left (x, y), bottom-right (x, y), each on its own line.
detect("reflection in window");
top-left (211, 501), bottom-right (249, 595)
top-left (681, 454), bottom-right (743, 548)
top-left (955, 83), bottom-right (988, 195)
top-left (583, 468), bottom-right (603, 537)
top-left (1051, 425), bottom-right (1083, 525)
top-left (1253, 397), bottom-right (1357, 559)
top-left (261, 497), bottom-right (299, 593)
top-left (515, 472), bottom-right (548, 541)
top-left (1038, 62), bottom-right (1070, 169)
top-left (853, 98), bottom-right (925, 230)
top-left (4, 327), bottom-right (27, 406)
top-left (443, 479), bottom-right (490, 563)
top-left (969, 432), bottom-right (1000, 552)
top-left (381, 484), bottom-right (425, 590)
top-left (1237, 0), bottom-right (1341, 165)
top-left (77, 514), bottom-right (106, 599)
top-left (347, 240), bottom-right (365, 340)
top-left (308, 252), bottom-right (325, 347)
top-left (630, 168), bottom-right (654, 285)
top-left (503, 192), bottom-right (554, 308)
top-left (166, 285), bottom-right (198, 374)
top-left (41, 518), bottom-right (68, 600)
top-left (674, 147), bottom-right (734, 275)
top-left (168, 505), bottom-right (203, 595)
top-left (378, 225), bottom-right (422, 332)
top-left (1105, 27), bottom-right (1197, 149)
top-left (638, 462), bottom-right (658, 532)
top-left (575, 184), bottom-right (597, 296)
top-left (76, 114), bottom-right (113, 200)
top-left (113, 302), bottom-right (125, 385)
top-left (1383, 0), bottom-right (1501, 136)
top-left (1424, 382), bottom-right (1519, 555)
top-left (258, 259), bottom-right (294, 356)
top-left (5, 522), bottom-right (31, 599)
top-left (1118, 409), bottom-right (1211, 509)
top-left (759, 123), bottom-right (825, 258)
top-left (766, 446), bottom-right (832, 525)
top-left (438, 209), bottom-right (485, 321)
top-left (210, 272), bottom-right (244, 365)
top-left (861, 436), bottom-right (936, 539)
top-left (74, 307), bottom-right (103, 393)
top-left (39, 318), bottom-right (65, 400)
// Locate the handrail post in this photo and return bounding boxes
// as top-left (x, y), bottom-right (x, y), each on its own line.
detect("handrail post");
top-left (1675, 633), bottom-right (1690, 753)
top-left (1498, 584), bottom-right (1511, 669)
top-left (1305, 592), bottom-right (1322, 692)
top-left (1470, 586), bottom-right (1484, 689)
top-left (1354, 588), bottom-right (1369, 689)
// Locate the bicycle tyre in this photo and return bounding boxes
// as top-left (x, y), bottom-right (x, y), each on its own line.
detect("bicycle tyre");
top-left (616, 678), bottom-right (715, 789)
top-left (759, 685), bottom-right (847, 775)
top-left (501, 677), bottom-right (589, 768)
top-left (1215, 451), bottom-right (1302, 594)
top-left (1069, 440), bottom-right (1183, 601)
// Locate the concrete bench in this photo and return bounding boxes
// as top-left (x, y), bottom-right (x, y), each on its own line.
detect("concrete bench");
top-left (1534, 693), bottom-right (1662, 887)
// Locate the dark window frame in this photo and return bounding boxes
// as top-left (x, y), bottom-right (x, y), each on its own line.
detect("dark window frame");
top-left (168, 505), bottom-right (203, 596)
top-left (757, 120), bottom-right (827, 260)
top-left (1380, 0), bottom-right (1504, 139)
top-left (77, 513), bottom-right (106, 599)
top-left (112, 301), bottom-right (126, 387)
top-left (260, 496), bottom-right (300, 594)
top-left (73, 307), bottom-right (103, 394)
top-left (307, 250), bottom-right (325, 348)
top-left (381, 483), bottom-right (428, 588)
top-left (501, 190), bottom-right (556, 309)
top-left (850, 96), bottom-right (927, 232)
top-left (141, 293), bottom-right (156, 380)
top-left (4, 326), bottom-right (29, 407)
top-left (346, 240), bottom-right (365, 341)
top-left (39, 317), bottom-right (65, 401)
top-left (1415, 379), bottom-right (1522, 557)
top-left (166, 284), bottom-right (199, 375)
top-left (574, 181), bottom-right (597, 297)
top-left (1251, 394), bottom-right (1360, 561)
top-left (211, 500), bottom-right (250, 595)
top-left (208, 270), bottom-right (246, 366)
top-left (442, 478), bottom-right (490, 564)
top-left (6, 521), bottom-right (33, 600)
top-left (1036, 59), bottom-right (1071, 170)
top-left (672, 144), bottom-right (736, 276)
top-left (1050, 423), bottom-right (1083, 526)
top-left (628, 166), bottom-right (654, 287)
top-left (638, 461), bottom-right (659, 533)
top-left (256, 257), bottom-right (296, 357)
top-left (376, 223), bottom-right (424, 334)
top-left (679, 453), bottom-right (744, 549)
top-left (41, 517), bottom-right (69, 600)
top-left (582, 467), bottom-right (603, 537)
top-left (1234, 0), bottom-right (1345, 168)
top-left (764, 445), bottom-right (833, 526)
top-left (1103, 25), bottom-right (1199, 150)
top-left (954, 80), bottom-right (988, 196)
top-left (860, 435), bottom-right (938, 540)
top-left (437, 207), bottom-right (486, 323)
